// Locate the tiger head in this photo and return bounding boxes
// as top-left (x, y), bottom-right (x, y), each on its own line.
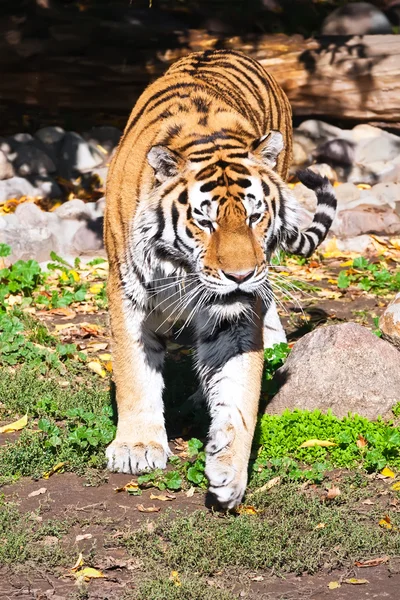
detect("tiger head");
top-left (146, 131), bottom-right (297, 302)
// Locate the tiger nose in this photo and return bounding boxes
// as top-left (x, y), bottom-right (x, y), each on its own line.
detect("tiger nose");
top-left (222, 269), bottom-right (255, 283)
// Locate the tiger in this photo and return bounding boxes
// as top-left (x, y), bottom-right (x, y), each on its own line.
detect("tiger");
top-left (104, 49), bottom-right (337, 509)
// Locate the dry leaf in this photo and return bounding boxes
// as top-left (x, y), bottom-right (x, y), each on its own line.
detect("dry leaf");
top-left (137, 504), bottom-right (160, 513)
top-left (248, 476), bottom-right (281, 497)
top-left (48, 307), bottom-right (76, 318)
top-left (315, 522), bottom-right (326, 530)
top-left (75, 534), bottom-right (93, 542)
top-left (80, 323), bottom-right (102, 336)
top-left (355, 556), bottom-right (389, 568)
top-left (28, 487), bottom-right (47, 498)
top-left (391, 482), bottom-right (400, 491)
top-left (0, 414), bottom-right (28, 433)
top-left (114, 480), bottom-right (140, 493)
top-left (344, 578), bottom-right (369, 585)
top-left (43, 461), bottom-right (67, 479)
top-left (169, 571), bottom-right (181, 586)
top-left (74, 567), bottom-right (105, 581)
top-left (98, 353), bottom-right (112, 361)
top-left (356, 435), bottom-right (368, 449)
top-left (379, 516), bottom-right (392, 529)
top-left (236, 505), bottom-right (258, 515)
top-left (87, 342), bottom-right (108, 351)
top-left (71, 552), bottom-right (84, 572)
top-left (299, 439), bottom-right (336, 449)
top-left (150, 493), bottom-right (176, 501)
top-left (381, 467), bottom-right (395, 479)
top-left (326, 486), bottom-right (341, 500)
top-left (362, 498), bottom-right (374, 505)
top-left (186, 487), bottom-right (195, 498)
top-left (87, 361), bottom-right (106, 378)
top-left (328, 581), bottom-right (341, 590)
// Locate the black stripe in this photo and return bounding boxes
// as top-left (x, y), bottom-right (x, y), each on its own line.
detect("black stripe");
top-left (171, 202), bottom-right (179, 235)
top-left (178, 190), bottom-right (188, 204)
top-left (313, 211), bottom-right (334, 228)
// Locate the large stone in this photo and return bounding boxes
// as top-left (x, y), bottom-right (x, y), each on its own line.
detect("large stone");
top-left (58, 132), bottom-right (104, 179)
top-left (380, 293), bottom-right (400, 350)
top-left (0, 150), bottom-right (14, 180)
top-left (321, 3), bottom-right (392, 35)
top-left (266, 323), bottom-right (400, 420)
top-left (83, 126), bottom-right (122, 155)
top-left (332, 205), bottom-right (400, 238)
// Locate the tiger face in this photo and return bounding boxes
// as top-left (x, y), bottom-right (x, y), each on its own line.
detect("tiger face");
top-left (145, 130), bottom-right (297, 304)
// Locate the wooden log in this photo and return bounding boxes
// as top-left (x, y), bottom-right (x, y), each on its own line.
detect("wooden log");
top-left (1, 26), bottom-right (399, 123)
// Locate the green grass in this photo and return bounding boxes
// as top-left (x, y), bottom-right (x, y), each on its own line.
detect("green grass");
top-left (120, 481), bottom-right (400, 577)
top-left (133, 577), bottom-right (236, 600)
top-left (0, 496), bottom-right (72, 566)
top-left (337, 257), bottom-right (400, 294)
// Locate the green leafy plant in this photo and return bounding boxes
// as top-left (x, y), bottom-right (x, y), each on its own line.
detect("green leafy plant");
top-left (338, 257), bottom-right (400, 294)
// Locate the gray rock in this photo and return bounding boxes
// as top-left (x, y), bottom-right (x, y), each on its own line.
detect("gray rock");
top-left (12, 143), bottom-right (56, 177)
top-left (54, 199), bottom-right (92, 220)
top-left (35, 126), bottom-right (65, 146)
top-left (0, 175), bottom-right (61, 203)
top-left (58, 132), bottom-right (103, 179)
top-left (322, 3), bottom-right (392, 35)
top-left (355, 131), bottom-right (400, 165)
top-left (10, 133), bottom-right (34, 144)
top-left (267, 323), bottom-right (400, 420)
top-left (71, 218), bottom-right (104, 254)
top-left (83, 126), bottom-right (122, 155)
top-left (297, 120), bottom-right (347, 144)
top-left (314, 138), bottom-right (355, 168)
top-left (0, 150), bottom-right (14, 180)
top-left (332, 205), bottom-right (400, 238)
top-left (380, 293), bottom-right (400, 350)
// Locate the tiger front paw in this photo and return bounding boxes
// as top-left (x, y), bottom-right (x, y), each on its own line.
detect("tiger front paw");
top-left (106, 437), bottom-right (170, 474)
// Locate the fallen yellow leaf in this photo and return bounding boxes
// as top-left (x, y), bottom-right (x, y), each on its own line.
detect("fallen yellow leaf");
top-left (150, 493), bottom-right (176, 501)
top-left (381, 467), bottom-right (395, 479)
top-left (114, 480), bottom-right (140, 493)
top-left (137, 504), bottom-right (160, 513)
top-left (344, 578), bottom-right (369, 585)
top-left (391, 482), bottom-right (400, 492)
top-left (169, 570), bottom-right (181, 586)
top-left (236, 505), bottom-right (258, 515)
top-left (0, 414), bottom-right (28, 433)
top-left (299, 439), bottom-right (336, 449)
top-left (328, 581), bottom-right (341, 590)
top-left (98, 353), bottom-right (112, 361)
top-left (327, 278), bottom-right (338, 284)
top-left (339, 260), bottom-right (353, 267)
top-left (379, 516), bottom-right (392, 529)
top-left (43, 461), bottom-right (67, 479)
top-left (71, 552), bottom-right (84, 572)
top-left (74, 567), bottom-right (104, 581)
top-left (88, 361), bottom-right (106, 378)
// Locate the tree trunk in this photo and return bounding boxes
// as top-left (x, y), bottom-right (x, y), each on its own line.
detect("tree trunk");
top-left (1, 4), bottom-right (399, 124)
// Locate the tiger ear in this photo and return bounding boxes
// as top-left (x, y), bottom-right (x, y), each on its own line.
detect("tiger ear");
top-left (147, 145), bottom-right (181, 182)
top-left (251, 131), bottom-right (284, 169)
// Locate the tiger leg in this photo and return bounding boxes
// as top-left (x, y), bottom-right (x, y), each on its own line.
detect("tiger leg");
top-left (196, 306), bottom-right (264, 509)
top-left (263, 300), bottom-right (286, 349)
top-left (106, 267), bottom-right (170, 474)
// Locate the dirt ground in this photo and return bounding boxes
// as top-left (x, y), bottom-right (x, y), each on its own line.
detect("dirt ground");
top-left (1, 266), bottom-right (398, 600)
